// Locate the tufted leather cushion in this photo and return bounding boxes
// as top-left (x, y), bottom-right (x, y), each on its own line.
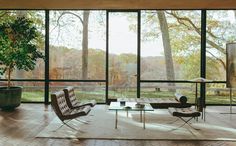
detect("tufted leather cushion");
top-left (168, 107), bottom-right (201, 117)
top-left (66, 86), bottom-right (80, 108)
top-left (56, 91), bottom-right (70, 116)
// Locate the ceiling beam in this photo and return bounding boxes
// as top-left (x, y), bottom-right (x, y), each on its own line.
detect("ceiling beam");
top-left (0, 0), bottom-right (236, 9)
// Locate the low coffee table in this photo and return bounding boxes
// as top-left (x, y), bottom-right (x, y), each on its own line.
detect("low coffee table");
top-left (108, 102), bottom-right (154, 129)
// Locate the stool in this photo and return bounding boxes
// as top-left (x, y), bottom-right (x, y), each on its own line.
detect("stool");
top-left (168, 107), bottom-right (201, 130)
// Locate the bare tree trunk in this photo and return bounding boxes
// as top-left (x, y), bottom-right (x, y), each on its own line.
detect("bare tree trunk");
top-left (7, 67), bottom-right (11, 89)
top-left (157, 11), bottom-right (176, 92)
top-left (82, 10), bottom-right (90, 80)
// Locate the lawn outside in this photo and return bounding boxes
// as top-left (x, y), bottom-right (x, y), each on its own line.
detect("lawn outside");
top-left (21, 87), bottom-right (233, 104)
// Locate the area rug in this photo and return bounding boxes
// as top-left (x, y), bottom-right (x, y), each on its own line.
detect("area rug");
top-left (36, 105), bottom-right (236, 140)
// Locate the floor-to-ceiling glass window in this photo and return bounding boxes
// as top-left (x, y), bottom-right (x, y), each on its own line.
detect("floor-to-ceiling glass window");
top-left (108, 12), bottom-right (138, 100)
top-left (140, 10), bottom-right (201, 103)
top-left (206, 10), bottom-right (236, 104)
top-left (49, 10), bottom-right (106, 103)
top-left (0, 10), bottom-right (45, 102)
top-left (0, 9), bottom-right (234, 105)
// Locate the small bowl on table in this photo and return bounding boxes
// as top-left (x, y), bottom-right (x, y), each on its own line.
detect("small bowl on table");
top-left (120, 101), bottom-right (126, 106)
top-left (135, 103), bottom-right (145, 108)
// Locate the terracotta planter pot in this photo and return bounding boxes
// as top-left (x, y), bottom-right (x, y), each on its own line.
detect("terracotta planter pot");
top-left (0, 87), bottom-right (22, 110)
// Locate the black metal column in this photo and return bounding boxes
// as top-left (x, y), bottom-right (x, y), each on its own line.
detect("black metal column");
top-left (44, 10), bottom-right (50, 104)
top-left (200, 10), bottom-right (207, 109)
top-left (137, 11), bottom-right (141, 98)
top-left (105, 11), bottom-right (109, 104)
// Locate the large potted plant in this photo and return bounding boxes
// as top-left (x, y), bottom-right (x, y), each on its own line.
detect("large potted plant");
top-left (0, 17), bottom-right (44, 110)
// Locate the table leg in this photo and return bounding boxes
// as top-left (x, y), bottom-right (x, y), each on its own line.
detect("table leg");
top-left (140, 110), bottom-right (142, 122)
top-left (115, 110), bottom-right (118, 129)
top-left (230, 88), bottom-right (232, 114)
top-left (195, 83), bottom-right (198, 109)
top-left (203, 108), bottom-right (206, 121)
top-left (143, 110), bottom-right (145, 129)
top-left (202, 108), bottom-right (204, 119)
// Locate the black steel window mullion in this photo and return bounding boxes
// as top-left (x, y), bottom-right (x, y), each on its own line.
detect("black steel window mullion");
top-left (105, 10), bottom-right (109, 104)
top-left (137, 10), bottom-right (141, 98)
top-left (44, 10), bottom-right (50, 105)
top-left (49, 80), bottom-right (106, 82)
top-left (140, 80), bottom-right (226, 84)
top-left (0, 79), bottom-right (45, 82)
top-left (200, 10), bottom-right (207, 108)
top-left (141, 80), bottom-right (201, 83)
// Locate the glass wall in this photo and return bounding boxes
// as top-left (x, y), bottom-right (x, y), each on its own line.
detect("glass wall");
top-left (0, 10), bottom-right (45, 80)
top-left (0, 9), bottom-right (234, 104)
top-left (140, 10), bottom-right (201, 102)
top-left (141, 10), bottom-right (201, 80)
top-left (206, 10), bottom-right (236, 81)
top-left (49, 10), bottom-right (106, 80)
top-left (108, 12), bottom-right (138, 99)
top-left (0, 10), bottom-right (45, 102)
top-left (205, 10), bottom-right (236, 104)
top-left (49, 10), bottom-right (106, 103)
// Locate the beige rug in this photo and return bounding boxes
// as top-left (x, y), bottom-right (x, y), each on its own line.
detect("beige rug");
top-left (36, 105), bottom-right (236, 140)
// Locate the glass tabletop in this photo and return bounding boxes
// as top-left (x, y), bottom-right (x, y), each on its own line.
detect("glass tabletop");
top-left (108, 102), bottom-right (154, 111)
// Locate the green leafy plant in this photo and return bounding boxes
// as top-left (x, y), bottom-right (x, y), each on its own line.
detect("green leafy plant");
top-left (0, 17), bottom-right (44, 88)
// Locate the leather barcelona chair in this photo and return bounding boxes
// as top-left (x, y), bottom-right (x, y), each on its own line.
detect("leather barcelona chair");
top-left (51, 90), bottom-right (91, 131)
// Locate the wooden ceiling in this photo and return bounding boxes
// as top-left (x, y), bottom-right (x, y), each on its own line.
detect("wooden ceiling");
top-left (0, 0), bottom-right (236, 10)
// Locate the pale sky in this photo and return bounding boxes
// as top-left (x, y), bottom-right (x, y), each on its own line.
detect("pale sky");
top-left (49, 10), bottom-right (235, 57)
top-left (49, 12), bottom-right (163, 57)
top-left (108, 15), bottom-right (163, 56)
